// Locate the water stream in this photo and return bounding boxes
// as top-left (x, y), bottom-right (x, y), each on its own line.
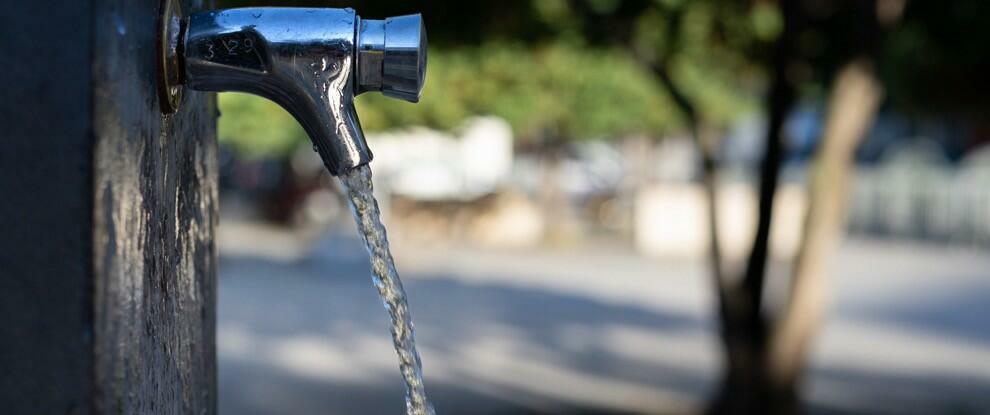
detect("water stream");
top-left (339, 165), bottom-right (436, 415)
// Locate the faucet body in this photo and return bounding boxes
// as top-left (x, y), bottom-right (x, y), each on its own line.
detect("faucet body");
top-left (181, 8), bottom-right (426, 175)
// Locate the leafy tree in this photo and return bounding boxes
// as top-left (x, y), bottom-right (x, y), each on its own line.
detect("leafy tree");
top-left (356, 43), bottom-right (677, 141)
top-left (215, 1), bottom-right (990, 413)
top-left (550, 2), bottom-right (790, 412)
top-left (219, 43), bottom-right (678, 159)
top-left (882, 0), bottom-right (990, 116)
top-left (217, 93), bottom-right (307, 159)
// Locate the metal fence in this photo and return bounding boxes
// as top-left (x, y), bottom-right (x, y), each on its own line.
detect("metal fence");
top-left (848, 144), bottom-right (990, 247)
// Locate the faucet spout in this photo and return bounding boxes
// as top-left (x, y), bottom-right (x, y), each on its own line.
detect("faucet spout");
top-left (180, 8), bottom-right (426, 175)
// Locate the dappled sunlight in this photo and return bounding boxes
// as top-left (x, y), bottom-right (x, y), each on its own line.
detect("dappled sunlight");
top-left (218, 225), bottom-right (990, 414)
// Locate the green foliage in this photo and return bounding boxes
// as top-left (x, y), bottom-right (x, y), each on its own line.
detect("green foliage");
top-left (214, 0), bottom-right (989, 157)
top-left (217, 92), bottom-right (307, 159)
top-left (219, 42), bottom-right (681, 159)
top-left (356, 43), bottom-right (677, 141)
top-left (216, 0), bottom-right (776, 158)
top-left (626, 0), bottom-right (767, 125)
top-left (749, 2), bottom-right (783, 42)
top-left (881, 0), bottom-right (990, 115)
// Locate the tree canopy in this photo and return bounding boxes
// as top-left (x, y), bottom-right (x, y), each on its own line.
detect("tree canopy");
top-left (217, 0), bottom-right (766, 158)
top-left (217, 0), bottom-right (990, 159)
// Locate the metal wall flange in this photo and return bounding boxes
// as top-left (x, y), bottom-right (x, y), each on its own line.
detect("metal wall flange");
top-left (157, 0), bottom-right (183, 114)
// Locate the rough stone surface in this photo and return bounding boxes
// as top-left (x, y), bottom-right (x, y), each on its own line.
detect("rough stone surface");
top-left (0, 2), bottom-right (95, 413)
top-left (0, 0), bottom-right (218, 413)
top-left (92, 0), bottom-right (218, 413)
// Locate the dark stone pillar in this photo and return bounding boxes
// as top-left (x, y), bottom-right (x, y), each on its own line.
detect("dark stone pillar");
top-left (0, 1), bottom-right (218, 413)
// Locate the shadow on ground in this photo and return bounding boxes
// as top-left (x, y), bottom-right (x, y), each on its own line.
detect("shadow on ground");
top-left (219, 249), bottom-right (709, 414)
top-left (218, 232), bottom-right (990, 414)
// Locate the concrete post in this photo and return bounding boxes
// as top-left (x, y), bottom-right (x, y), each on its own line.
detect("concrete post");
top-left (0, 1), bottom-right (218, 413)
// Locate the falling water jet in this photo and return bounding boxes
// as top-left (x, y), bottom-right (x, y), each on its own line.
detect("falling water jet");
top-left (169, 6), bottom-right (433, 413)
top-left (339, 165), bottom-right (435, 415)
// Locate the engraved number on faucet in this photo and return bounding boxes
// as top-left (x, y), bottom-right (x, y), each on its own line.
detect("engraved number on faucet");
top-left (223, 39), bottom-right (239, 55)
top-left (205, 36), bottom-right (256, 60)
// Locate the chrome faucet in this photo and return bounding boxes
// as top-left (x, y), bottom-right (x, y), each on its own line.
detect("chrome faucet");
top-left (159, 5), bottom-right (426, 175)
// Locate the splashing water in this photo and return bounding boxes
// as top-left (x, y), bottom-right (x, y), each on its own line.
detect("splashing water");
top-left (339, 165), bottom-right (436, 415)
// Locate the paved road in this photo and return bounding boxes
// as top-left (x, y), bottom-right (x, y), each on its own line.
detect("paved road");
top-left (217, 222), bottom-right (990, 414)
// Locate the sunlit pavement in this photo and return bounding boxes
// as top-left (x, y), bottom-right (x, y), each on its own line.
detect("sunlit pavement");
top-left (217, 221), bottom-right (990, 414)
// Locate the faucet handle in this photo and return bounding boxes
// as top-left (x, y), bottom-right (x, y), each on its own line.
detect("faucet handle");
top-left (357, 14), bottom-right (427, 103)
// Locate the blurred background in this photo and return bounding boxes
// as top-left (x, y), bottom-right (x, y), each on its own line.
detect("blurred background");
top-left (214, 0), bottom-right (990, 414)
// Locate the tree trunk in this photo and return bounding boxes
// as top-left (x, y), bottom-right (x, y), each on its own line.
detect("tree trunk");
top-left (710, 73), bottom-right (795, 415)
top-left (759, 0), bottom-right (897, 406)
top-left (767, 59), bottom-right (884, 394)
top-left (710, 0), bottom-right (800, 411)
top-left (712, 62), bottom-right (883, 415)
top-left (768, 0), bottom-right (905, 389)
top-left (649, 62), bottom-right (728, 301)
